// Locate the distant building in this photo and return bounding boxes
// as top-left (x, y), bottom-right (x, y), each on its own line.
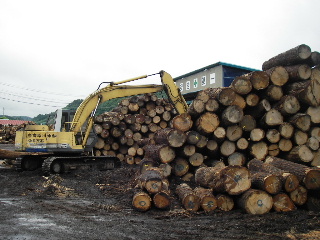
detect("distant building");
top-left (0, 120), bottom-right (30, 126)
top-left (174, 62), bottom-right (259, 101)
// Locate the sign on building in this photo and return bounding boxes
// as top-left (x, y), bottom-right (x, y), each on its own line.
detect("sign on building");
top-left (210, 73), bottom-right (216, 84)
top-left (201, 76), bottom-right (206, 86)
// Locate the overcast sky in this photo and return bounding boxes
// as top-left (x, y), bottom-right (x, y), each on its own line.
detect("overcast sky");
top-left (0, 0), bottom-right (319, 118)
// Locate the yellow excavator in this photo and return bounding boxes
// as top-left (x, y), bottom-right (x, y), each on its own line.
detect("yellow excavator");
top-left (14, 71), bottom-right (188, 175)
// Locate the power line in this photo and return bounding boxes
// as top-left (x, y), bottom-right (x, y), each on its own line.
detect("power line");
top-left (0, 91), bottom-right (70, 104)
top-left (0, 96), bottom-right (64, 108)
top-left (0, 81), bottom-right (86, 98)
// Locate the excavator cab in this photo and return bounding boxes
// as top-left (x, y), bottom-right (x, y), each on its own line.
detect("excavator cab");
top-left (47, 109), bottom-right (76, 132)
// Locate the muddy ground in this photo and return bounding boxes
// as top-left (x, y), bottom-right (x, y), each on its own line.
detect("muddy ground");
top-left (0, 146), bottom-right (320, 240)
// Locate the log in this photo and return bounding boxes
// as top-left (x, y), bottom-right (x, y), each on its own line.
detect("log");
top-left (247, 158), bottom-right (300, 192)
top-left (285, 145), bottom-right (314, 163)
top-left (176, 183), bottom-right (201, 212)
top-left (268, 144), bottom-right (280, 157)
top-left (265, 156), bottom-right (320, 190)
top-left (244, 71), bottom-right (270, 90)
top-left (284, 64), bottom-right (311, 81)
top-left (143, 144), bottom-right (175, 163)
top-left (310, 127), bottom-right (320, 142)
top-left (260, 109), bottom-right (283, 126)
top-left (0, 149), bottom-right (48, 159)
top-left (227, 152), bottom-right (246, 166)
top-left (220, 140), bottom-right (236, 157)
top-left (289, 113), bottom-right (311, 132)
top-left (139, 158), bottom-right (159, 174)
top-left (195, 112), bottom-right (220, 135)
top-left (154, 128), bottom-right (187, 148)
top-left (232, 93), bottom-right (246, 109)
top-left (262, 44), bottom-right (311, 70)
top-left (250, 128), bottom-right (265, 142)
top-left (188, 99), bottom-right (205, 116)
top-left (181, 172), bottom-right (194, 182)
top-left (137, 167), bottom-right (163, 194)
top-left (216, 194), bottom-right (234, 211)
top-left (239, 115), bottom-right (256, 132)
top-left (195, 166), bottom-right (224, 188)
top-left (212, 87), bottom-right (236, 106)
top-left (194, 187), bottom-right (217, 212)
top-left (274, 95), bottom-right (300, 116)
top-left (250, 172), bottom-right (282, 195)
top-left (231, 76), bottom-right (252, 95)
top-left (206, 140), bottom-right (219, 155)
top-left (279, 122), bottom-right (294, 139)
top-left (226, 125), bottom-right (243, 141)
top-left (272, 193), bottom-right (297, 212)
top-left (266, 129), bottom-right (281, 143)
top-left (221, 105), bottom-right (244, 126)
top-left (195, 88), bottom-right (212, 103)
top-left (265, 66), bottom-right (289, 86)
top-left (212, 166), bottom-right (251, 195)
top-left (306, 51), bottom-right (320, 67)
top-left (238, 189), bottom-right (273, 214)
top-left (132, 189), bottom-right (152, 212)
top-left (246, 93), bottom-right (260, 107)
top-left (307, 106), bottom-right (320, 124)
top-left (196, 135), bottom-right (208, 149)
top-left (171, 113), bottom-right (193, 132)
top-left (249, 141), bottom-right (268, 160)
top-left (213, 127), bottom-right (226, 141)
top-left (311, 154), bottom-right (320, 169)
top-left (186, 130), bottom-right (201, 145)
top-left (188, 153), bottom-right (204, 167)
top-left (172, 157), bottom-right (189, 177)
top-left (311, 66), bottom-right (320, 84)
top-left (236, 138), bottom-right (249, 150)
top-left (290, 185), bottom-right (308, 206)
top-left (293, 130), bottom-right (308, 145)
top-left (153, 182), bottom-right (171, 210)
top-left (93, 124), bottom-right (103, 134)
top-left (179, 144), bottom-right (196, 157)
top-left (264, 85), bottom-right (283, 102)
top-left (285, 79), bottom-right (320, 107)
top-left (245, 93), bottom-right (259, 107)
top-left (307, 137), bottom-right (320, 151)
top-left (205, 98), bottom-right (220, 112)
top-left (94, 137), bottom-right (105, 149)
top-left (278, 138), bottom-right (293, 152)
top-left (159, 163), bottom-right (172, 178)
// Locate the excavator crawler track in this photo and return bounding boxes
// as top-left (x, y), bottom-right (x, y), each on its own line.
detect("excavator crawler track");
top-left (42, 155), bottom-right (120, 176)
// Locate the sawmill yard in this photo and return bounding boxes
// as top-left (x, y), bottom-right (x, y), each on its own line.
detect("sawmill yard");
top-left (0, 156), bottom-right (319, 240)
top-left (1, 44), bottom-right (320, 239)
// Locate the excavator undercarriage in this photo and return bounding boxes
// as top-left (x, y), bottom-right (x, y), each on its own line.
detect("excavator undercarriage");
top-left (14, 154), bottom-right (120, 175)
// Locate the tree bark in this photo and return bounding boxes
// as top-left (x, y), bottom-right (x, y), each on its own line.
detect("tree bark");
top-left (272, 193), bottom-right (297, 212)
top-left (265, 156), bottom-right (320, 190)
top-left (176, 183), bottom-right (200, 212)
top-left (262, 44), bottom-right (311, 70)
top-left (194, 187), bottom-right (217, 212)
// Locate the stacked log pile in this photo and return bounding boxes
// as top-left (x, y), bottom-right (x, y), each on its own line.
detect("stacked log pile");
top-left (92, 94), bottom-right (177, 164)
top-left (94, 44), bottom-right (320, 214)
top-left (0, 124), bottom-right (23, 144)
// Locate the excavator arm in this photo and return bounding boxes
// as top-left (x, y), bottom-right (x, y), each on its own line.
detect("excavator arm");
top-left (69, 71), bottom-right (188, 147)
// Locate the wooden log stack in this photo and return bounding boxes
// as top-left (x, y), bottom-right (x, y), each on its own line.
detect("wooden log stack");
top-left (0, 123), bottom-right (31, 144)
top-left (91, 44), bottom-right (320, 214)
